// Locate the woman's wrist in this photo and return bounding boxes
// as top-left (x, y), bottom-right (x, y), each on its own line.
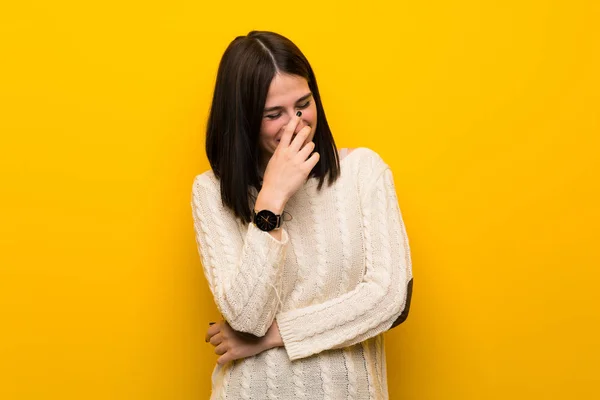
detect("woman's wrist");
top-left (255, 187), bottom-right (288, 214)
top-left (264, 320), bottom-right (284, 350)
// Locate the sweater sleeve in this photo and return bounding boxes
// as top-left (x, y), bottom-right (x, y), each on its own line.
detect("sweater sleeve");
top-left (191, 173), bottom-right (289, 336)
top-left (276, 155), bottom-right (413, 361)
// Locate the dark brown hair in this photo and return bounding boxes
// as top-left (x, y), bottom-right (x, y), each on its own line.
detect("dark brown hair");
top-left (205, 30), bottom-right (340, 223)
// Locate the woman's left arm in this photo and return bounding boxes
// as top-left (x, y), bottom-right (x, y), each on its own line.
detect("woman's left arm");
top-left (274, 152), bottom-right (413, 361)
top-left (206, 151), bottom-right (413, 363)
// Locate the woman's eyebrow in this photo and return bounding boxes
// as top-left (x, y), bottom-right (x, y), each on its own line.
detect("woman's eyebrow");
top-left (263, 93), bottom-right (313, 112)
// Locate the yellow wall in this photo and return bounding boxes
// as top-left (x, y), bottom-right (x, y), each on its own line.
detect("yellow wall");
top-left (1, 1), bottom-right (598, 399)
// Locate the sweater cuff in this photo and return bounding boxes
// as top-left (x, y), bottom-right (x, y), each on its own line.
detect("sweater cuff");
top-left (276, 313), bottom-right (310, 361)
top-left (247, 222), bottom-right (289, 253)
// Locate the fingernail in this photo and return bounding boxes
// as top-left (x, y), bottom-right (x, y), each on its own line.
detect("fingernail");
top-left (209, 322), bottom-right (215, 325)
top-left (296, 111), bottom-right (302, 117)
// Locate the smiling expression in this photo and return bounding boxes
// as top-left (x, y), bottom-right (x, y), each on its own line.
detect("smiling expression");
top-left (258, 73), bottom-right (318, 163)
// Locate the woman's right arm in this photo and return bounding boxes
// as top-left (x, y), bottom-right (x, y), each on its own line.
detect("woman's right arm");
top-left (194, 112), bottom-right (319, 338)
top-left (191, 174), bottom-right (289, 337)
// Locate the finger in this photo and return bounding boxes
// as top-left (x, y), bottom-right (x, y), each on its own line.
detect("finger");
top-left (303, 151), bottom-right (320, 171)
top-left (205, 327), bottom-right (218, 343)
top-left (289, 125), bottom-right (312, 153)
top-left (217, 354), bottom-right (230, 366)
top-left (209, 332), bottom-right (223, 347)
top-left (297, 140), bottom-right (316, 161)
top-left (217, 348), bottom-right (240, 365)
top-left (205, 322), bottom-right (221, 342)
top-left (279, 111), bottom-right (303, 148)
top-left (214, 343), bottom-right (227, 356)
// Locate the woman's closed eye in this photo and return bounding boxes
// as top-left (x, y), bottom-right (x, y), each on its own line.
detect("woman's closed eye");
top-left (297, 100), bottom-right (310, 109)
top-left (264, 101), bottom-right (311, 120)
top-left (264, 113), bottom-right (282, 120)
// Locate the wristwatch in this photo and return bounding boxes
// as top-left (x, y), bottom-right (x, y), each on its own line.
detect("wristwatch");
top-left (252, 209), bottom-right (282, 232)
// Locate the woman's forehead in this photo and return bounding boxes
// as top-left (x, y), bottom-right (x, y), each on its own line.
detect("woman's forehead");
top-left (267, 74), bottom-right (309, 96)
top-left (265, 74), bottom-right (310, 106)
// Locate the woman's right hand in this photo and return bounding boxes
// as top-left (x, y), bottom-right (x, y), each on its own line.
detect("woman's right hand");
top-left (257, 112), bottom-right (320, 212)
top-left (206, 320), bottom-right (283, 365)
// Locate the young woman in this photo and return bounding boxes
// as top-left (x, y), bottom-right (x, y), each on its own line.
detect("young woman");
top-left (191, 30), bottom-right (413, 399)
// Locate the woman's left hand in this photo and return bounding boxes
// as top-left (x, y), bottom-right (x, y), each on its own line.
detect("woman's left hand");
top-left (205, 320), bottom-right (283, 365)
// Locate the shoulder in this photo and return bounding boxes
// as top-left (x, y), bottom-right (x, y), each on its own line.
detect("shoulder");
top-left (191, 170), bottom-right (220, 199)
top-left (340, 147), bottom-right (394, 202)
top-left (342, 147), bottom-right (389, 178)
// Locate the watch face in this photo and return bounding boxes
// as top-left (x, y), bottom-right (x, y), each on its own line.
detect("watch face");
top-left (254, 210), bottom-right (278, 231)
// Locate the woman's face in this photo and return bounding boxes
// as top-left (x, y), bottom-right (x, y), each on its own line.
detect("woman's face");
top-left (258, 73), bottom-right (318, 162)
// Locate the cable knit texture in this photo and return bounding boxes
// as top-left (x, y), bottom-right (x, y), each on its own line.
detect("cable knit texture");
top-left (191, 147), bottom-right (413, 399)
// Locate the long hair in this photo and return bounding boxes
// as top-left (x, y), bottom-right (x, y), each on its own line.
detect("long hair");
top-left (206, 31), bottom-right (340, 223)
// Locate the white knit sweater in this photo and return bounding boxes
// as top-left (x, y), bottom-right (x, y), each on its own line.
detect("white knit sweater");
top-left (191, 147), bottom-right (413, 399)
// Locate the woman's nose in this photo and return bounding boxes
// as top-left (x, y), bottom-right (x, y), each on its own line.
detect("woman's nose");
top-left (294, 120), bottom-right (305, 134)
top-left (282, 117), bottom-right (305, 134)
